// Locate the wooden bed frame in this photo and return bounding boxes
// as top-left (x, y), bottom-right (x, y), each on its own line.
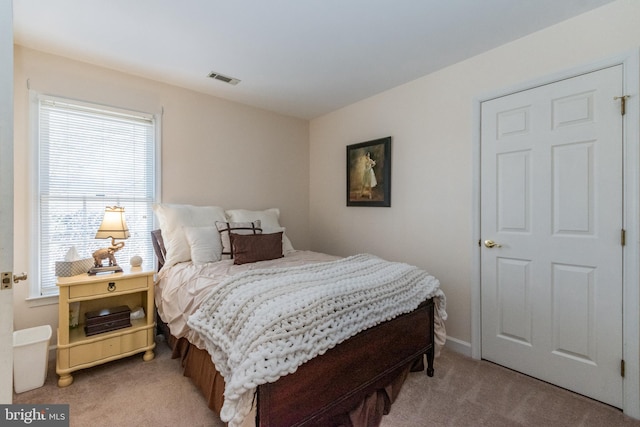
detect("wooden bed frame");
top-left (152, 230), bottom-right (435, 426)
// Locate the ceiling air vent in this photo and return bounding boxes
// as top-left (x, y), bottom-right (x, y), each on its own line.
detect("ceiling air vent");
top-left (208, 71), bottom-right (241, 86)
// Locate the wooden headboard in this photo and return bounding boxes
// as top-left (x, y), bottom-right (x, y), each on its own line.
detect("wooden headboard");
top-left (151, 229), bottom-right (166, 271)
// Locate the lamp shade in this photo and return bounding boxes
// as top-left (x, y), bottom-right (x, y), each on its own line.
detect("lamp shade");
top-left (95, 206), bottom-right (130, 240)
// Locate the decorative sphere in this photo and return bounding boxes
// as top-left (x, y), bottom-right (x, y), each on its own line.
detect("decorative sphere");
top-left (130, 255), bottom-right (143, 267)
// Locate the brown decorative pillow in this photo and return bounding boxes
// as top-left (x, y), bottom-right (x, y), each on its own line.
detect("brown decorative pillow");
top-left (216, 220), bottom-right (262, 258)
top-left (231, 232), bottom-right (284, 265)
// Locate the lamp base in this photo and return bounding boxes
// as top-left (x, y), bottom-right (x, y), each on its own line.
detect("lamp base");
top-left (87, 265), bottom-right (123, 276)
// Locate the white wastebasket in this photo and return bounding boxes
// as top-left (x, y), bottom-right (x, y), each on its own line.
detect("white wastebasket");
top-left (13, 325), bottom-right (52, 393)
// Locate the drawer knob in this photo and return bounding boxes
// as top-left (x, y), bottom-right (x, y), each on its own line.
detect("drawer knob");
top-left (107, 282), bottom-right (116, 292)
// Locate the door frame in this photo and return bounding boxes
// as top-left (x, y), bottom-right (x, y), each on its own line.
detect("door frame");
top-left (471, 49), bottom-right (640, 417)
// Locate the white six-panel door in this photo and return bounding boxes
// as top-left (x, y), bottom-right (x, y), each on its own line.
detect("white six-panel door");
top-left (480, 65), bottom-right (623, 407)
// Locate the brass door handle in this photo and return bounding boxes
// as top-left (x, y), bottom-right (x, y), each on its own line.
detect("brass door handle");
top-left (13, 272), bottom-right (28, 283)
top-left (484, 240), bottom-right (502, 248)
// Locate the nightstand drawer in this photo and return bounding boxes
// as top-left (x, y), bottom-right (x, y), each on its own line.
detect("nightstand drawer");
top-left (68, 276), bottom-right (148, 299)
top-left (68, 329), bottom-right (147, 367)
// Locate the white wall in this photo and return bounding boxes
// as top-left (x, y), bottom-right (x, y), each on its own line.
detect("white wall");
top-left (309, 0), bottom-right (640, 347)
top-left (12, 46), bottom-right (310, 339)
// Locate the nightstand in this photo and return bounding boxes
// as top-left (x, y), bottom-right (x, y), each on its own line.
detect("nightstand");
top-left (56, 268), bottom-right (156, 387)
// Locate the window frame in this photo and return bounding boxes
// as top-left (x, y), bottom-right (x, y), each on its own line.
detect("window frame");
top-left (28, 91), bottom-right (161, 302)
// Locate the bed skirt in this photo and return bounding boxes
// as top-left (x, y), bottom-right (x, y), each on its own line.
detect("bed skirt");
top-left (165, 334), bottom-right (422, 426)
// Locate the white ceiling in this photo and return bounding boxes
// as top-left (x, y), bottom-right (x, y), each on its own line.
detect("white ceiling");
top-left (13, 0), bottom-right (615, 119)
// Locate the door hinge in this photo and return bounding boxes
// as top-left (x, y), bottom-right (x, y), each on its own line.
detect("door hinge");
top-left (614, 95), bottom-right (629, 116)
top-left (621, 359), bottom-right (626, 377)
top-left (622, 229), bottom-right (626, 246)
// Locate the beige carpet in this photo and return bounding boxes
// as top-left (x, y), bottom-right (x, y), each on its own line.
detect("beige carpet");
top-left (14, 337), bottom-right (640, 426)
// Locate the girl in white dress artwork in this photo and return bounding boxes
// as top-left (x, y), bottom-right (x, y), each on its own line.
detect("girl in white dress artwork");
top-left (361, 152), bottom-right (377, 199)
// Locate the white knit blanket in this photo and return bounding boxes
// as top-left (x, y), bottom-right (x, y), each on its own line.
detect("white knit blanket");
top-left (187, 253), bottom-right (446, 427)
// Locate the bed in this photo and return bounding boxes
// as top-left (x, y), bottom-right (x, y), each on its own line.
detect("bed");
top-left (151, 204), bottom-right (447, 427)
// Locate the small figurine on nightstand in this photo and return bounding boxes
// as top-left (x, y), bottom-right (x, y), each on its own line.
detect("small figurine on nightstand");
top-left (130, 255), bottom-right (143, 268)
top-left (92, 247), bottom-right (120, 268)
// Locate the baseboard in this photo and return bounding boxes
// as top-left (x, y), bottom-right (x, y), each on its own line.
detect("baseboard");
top-left (444, 336), bottom-right (472, 357)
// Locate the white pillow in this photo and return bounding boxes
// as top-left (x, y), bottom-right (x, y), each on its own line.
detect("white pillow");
top-left (184, 226), bottom-right (223, 265)
top-left (153, 203), bottom-right (227, 268)
top-left (225, 208), bottom-right (295, 254)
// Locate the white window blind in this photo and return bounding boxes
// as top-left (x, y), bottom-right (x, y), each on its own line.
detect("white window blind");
top-left (35, 94), bottom-right (157, 296)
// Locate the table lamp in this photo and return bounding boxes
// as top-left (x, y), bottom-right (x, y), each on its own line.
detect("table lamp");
top-left (89, 206), bottom-right (130, 275)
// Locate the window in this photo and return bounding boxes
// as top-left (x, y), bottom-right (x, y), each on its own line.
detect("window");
top-left (31, 93), bottom-right (159, 297)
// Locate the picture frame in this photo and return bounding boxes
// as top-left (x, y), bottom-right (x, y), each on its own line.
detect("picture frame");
top-left (346, 136), bottom-right (391, 207)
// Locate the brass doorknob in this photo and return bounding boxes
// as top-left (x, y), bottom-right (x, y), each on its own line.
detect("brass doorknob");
top-left (484, 240), bottom-right (502, 248)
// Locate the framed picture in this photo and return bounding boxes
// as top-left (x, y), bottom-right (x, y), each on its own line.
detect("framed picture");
top-left (346, 136), bottom-right (391, 207)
